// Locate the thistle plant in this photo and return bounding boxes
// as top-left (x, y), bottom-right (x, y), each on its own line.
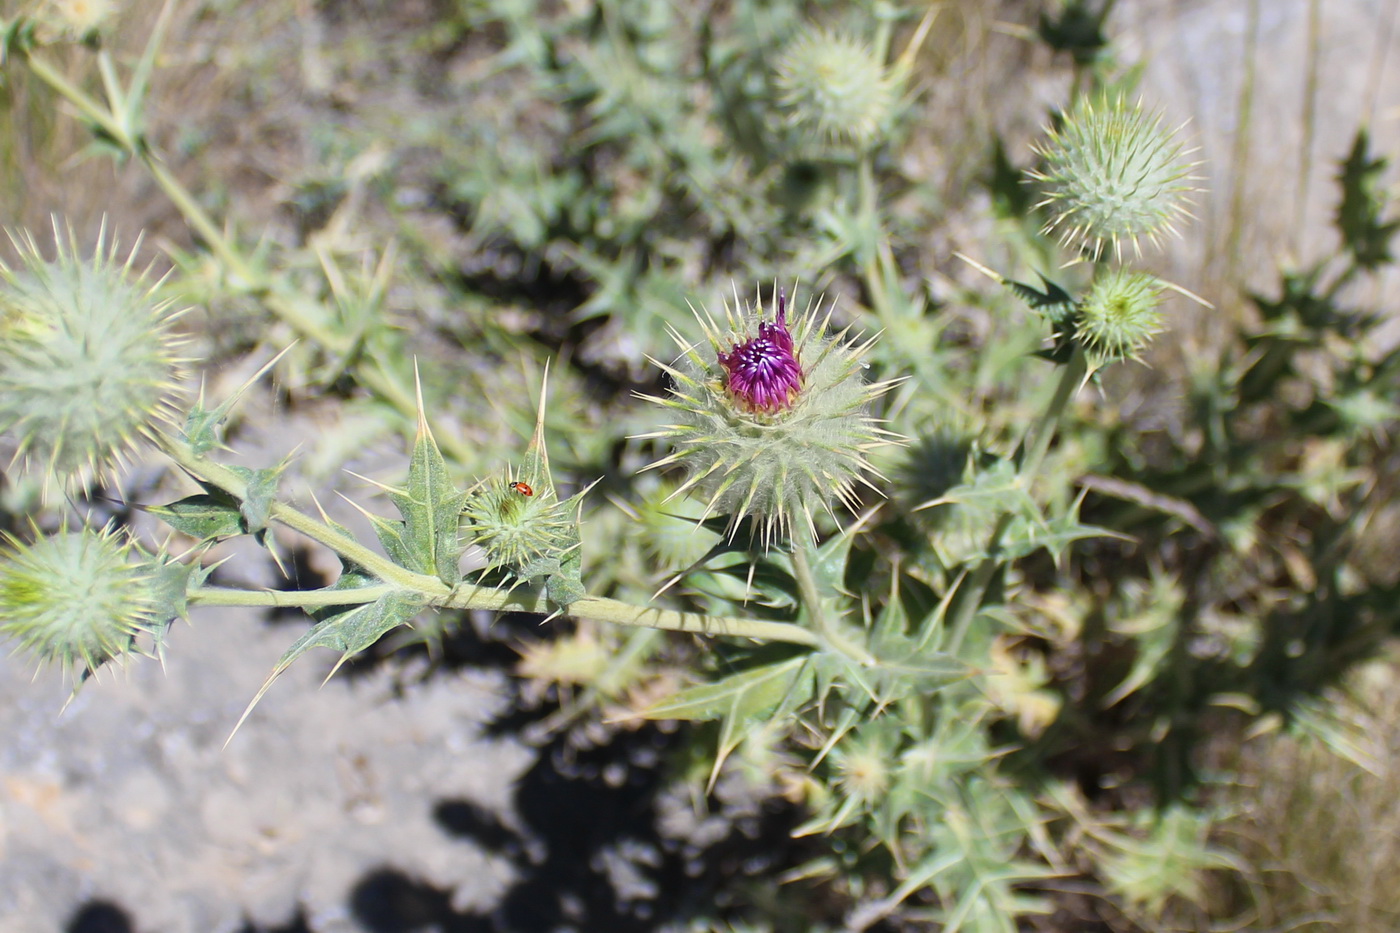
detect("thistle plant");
top-left (1028, 93), bottom-right (1198, 261)
top-left (0, 221), bottom-right (185, 484)
top-left (638, 285), bottom-right (898, 546)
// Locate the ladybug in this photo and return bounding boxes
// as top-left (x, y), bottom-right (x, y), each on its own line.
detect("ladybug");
top-left (509, 481), bottom-right (534, 497)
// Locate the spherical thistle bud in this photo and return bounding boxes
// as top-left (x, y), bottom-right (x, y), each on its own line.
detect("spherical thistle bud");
top-left (829, 727), bottom-right (894, 808)
top-left (1027, 94), bottom-right (1199, 261)
top-left (44, 0), bottom-right (117, 38)
top-left (638, 285), bottom-right (899, 547)
top-left (461, 475), bottom-right (576, 575)
top-left (773, 26), bottom-right (899, 151)
top-left (1077, 268), bottom-right (1165, 364)
top-left (0, 220), bottom-right (185, 485)
top-left (0, 526), bottom-right (160, 681)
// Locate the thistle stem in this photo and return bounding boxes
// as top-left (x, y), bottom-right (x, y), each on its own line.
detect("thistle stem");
top-left (189, 585), bottom-right (397, 609)
top-left (160, 433), bottom-right (821, 647)
top-left (947, 343), bottom-right (1089, 651)
top-left (792, 542), bottom-right (878, 665)
top-left (1018, 341), bottom-right (1088, 476)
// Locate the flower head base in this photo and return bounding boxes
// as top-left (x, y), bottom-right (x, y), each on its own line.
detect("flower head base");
top-left (717, 291), bottom-right (803, 413)
top-left (638, 285), bottom-right (899, 547)
top-left (1028, 94), bottom-right (1199, 261)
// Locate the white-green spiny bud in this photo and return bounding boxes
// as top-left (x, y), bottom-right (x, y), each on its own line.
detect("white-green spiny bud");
top-left (0, 220), bottom-right (185, 484)
top-left (461, 475), bottom-right (576, 576)
top-left (0, 525), bottom-right (160, 680)
top-left (1028, 94), bottom-right (1198, 261)
top-left (773, 26), bottom-right (899, 151)
top-left (1077, 267), bottom-right (1164, 364)
top-left (639, 285), bottom-right (898, 547)
top-left (44, 0), bottom-right (117, 39)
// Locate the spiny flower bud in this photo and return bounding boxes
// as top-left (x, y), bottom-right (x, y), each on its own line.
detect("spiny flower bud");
top-left (461, 474), bottom-right (577, 577)
top-left (638, 285), bottom-right (898, 546)
top-left (0, 220), bottom-right (185, 484)
top-left (1028, 94), bottom-right (1198, 261)
top-left (773, 26), bottom-right (899, 151)
top-left (0, 525), bottom-right (160, 681)
top-left (44, 0), bottom-right (116, 38)
top-left (1077, 268), bottom-right (1164, 363)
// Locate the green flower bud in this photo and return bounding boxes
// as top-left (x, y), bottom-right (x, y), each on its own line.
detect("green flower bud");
top-left (1077, 268), bottom-right (1164, 363)
top-left (0, 221), bottom-right (185, 483)
top-left (0, 526), bottom-right (160, 680)
top-left (773, 26), bottom-right (899, 151)
top-left (638, 285), bottom-right (898, 546)
top-left (1028, 94), bottom-right (1198, 260)
top-left (45, 0), bottom-right (116, 38)
top-left (461, 474), bottom-right (577, 577)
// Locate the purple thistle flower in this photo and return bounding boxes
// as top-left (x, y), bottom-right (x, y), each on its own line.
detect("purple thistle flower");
top-left (717, 290), bottom-right (804, 413)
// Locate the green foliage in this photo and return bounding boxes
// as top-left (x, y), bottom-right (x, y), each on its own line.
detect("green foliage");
top-left (1336, 129), bottom-right (1399, 269)
top-left (2, 2), bottom-right (1399, 931)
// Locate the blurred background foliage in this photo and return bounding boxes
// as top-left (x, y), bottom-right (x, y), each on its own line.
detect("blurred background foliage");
top-left (5, 0), bottom-right (1400, 930)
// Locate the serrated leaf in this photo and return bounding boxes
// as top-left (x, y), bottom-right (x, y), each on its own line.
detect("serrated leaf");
top-left (387, 415), bottom-right (468, 585)
top-left (228, 463), bottom-right (285, 536)
top-left (1337, 129), bottom-right (1399, 269)
top-left (996, 515), bottom-right (1116, 565)
top-left (145, 554), bottom-right (215, 666)
top-left (148, 490), bottom-right (246, 540)
top-left (228, 589), bottom-right (425, 743)
top-left (929, 459), bottom-right (1038, 517)
top-left (367, 512), bottom-right (414, 569)
top-left (1004, 272), bottom-right (1077, 324)
top-left (181, 399), bottom-right (226, 458)
top-left (637, 655), bottom-right (812, 722)
top-left (182, 348), bottom-right (293, 455)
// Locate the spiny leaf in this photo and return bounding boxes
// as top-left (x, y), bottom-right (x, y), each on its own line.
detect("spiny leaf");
top-left (636, 655), bottom-right (813, 722)
top-left (1337, 128), bottom-right (1399, 270)
top-left (145, 554), bottom-right (215, 666)
top-left (1004, 273), bottom-right (1077, 324)
top-left (385, 410), bottom-right (467, 585)
top-left (228, 463), bottom-right (286, 536)
top-left (148, 487), bottom-right (245, 541)
top-left (228, 589), bottom-right (424, 744)
top-left (182, 347), bottom-right (293, 456)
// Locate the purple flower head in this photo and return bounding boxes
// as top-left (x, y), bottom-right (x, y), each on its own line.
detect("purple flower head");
top-left (717, 289), bottom-right (804, 413)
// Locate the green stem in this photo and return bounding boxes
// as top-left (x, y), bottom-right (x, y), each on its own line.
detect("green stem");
top-left (947, 343), bottom-right (1089, 652)
top-left (1018, 341), bottom-right (1087, 476)
top-left (446, 590), bottom-right (821, 646)
top-left (161, 433), bottom-right (820, 648)
top-left (791, 542), bottom-right (877, 665)
top-left (189, 584), bottom-right (396, 608)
